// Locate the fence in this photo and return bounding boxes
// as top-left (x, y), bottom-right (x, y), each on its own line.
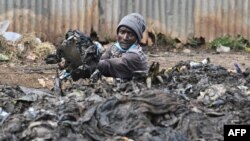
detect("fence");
top-left (0, 0), bottom-right (249, 44)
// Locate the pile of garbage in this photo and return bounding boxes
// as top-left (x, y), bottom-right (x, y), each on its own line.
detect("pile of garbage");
top-left (0, 20), bottom-right (54, 62)
top-left (1, 59), bottom-right (250, 141)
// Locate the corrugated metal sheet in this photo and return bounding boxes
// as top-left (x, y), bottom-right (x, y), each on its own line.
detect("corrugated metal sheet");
top-left (0, 0), bottom-right (99, 44)
top-left (0, 0), bottom-right (250, 44)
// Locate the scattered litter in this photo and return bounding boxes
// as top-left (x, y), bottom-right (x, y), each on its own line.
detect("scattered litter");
top-left (197, 84), bottom-right (226, 105)
top-left (234, 63), bottom-right (242, 73)
top-left (3, 32), bottom-right (22, 42)
top-left (0, 20), bottom-right (10, 35)
top-left (38, 78), bottom-right (46, 87)
top-left (24, 107), bottom-right (38, 119)
top-left (216, 44), bottom-right (231, 53)
top-left (189, 58), bottom-right (210, 69)
top-left (0, 107), bottom-right (10, 125)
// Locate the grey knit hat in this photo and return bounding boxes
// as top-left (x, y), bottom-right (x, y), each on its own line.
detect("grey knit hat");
top-left (117, 13), bottom-right (146, 41)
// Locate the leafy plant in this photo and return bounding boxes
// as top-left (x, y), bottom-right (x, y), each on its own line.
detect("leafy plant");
top-left (209, 35), bottom-right (250, 51)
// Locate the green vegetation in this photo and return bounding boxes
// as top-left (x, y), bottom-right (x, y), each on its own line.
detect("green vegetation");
top-left (149, 33), bottom-right (250, 53)
top-left (209, 35), bottom-right (250, 51)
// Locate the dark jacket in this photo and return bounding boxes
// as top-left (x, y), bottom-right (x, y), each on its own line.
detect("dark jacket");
top-left (97, 43), bottom-right (148, 79)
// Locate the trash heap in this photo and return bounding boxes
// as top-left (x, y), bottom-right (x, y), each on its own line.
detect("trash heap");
top-left (0, 33), bottom-right (55, 62)
top-left (0, 20), bottom-right (54, 62)
top-left (1, 60), bottom-right (250, 141)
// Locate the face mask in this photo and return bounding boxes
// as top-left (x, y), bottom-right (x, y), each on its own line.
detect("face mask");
top-left (114, 41), bottom-right (137, 52)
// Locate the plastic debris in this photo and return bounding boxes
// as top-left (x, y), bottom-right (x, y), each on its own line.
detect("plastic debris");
top-left (234, 63), bottom-right (242, 73)
top-left (24, 107), bottom-right (38, 119)
top-left (190, 58), bottom-right (210, 69)
top-left (0, 20), bottom-right (10, 35)
top-left (3, 32), bottom-right (22, 42)
top-left (0, 107), bottom-right (10, 125)
top-left (59, 69), bottom-right (71, 80)
top-left (1, 49), bottom-right (250, 141)
top-left (216, 44), bottom-right (231, 53)
top-left (197, 84), bottom-right (226, 105)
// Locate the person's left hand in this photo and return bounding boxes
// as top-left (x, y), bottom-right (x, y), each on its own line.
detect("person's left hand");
top-left (44, 54), bottom-right (61, 64)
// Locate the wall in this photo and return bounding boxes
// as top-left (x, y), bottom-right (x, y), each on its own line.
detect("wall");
top-left (0, 0), bottom-right (249, 44)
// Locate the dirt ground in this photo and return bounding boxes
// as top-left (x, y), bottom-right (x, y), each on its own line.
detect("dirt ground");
top-left (1, 48), bottom-right (250, 89)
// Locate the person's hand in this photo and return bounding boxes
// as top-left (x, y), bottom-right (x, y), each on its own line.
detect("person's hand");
top-left (70, 68), bottom-right (86, 81)
top-left (44, 54), bottom-right (61, 64)
top-left (90, 69), bottom-right (101, 82)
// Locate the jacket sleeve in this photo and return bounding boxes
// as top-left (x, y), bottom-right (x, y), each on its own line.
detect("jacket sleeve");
top-left (97, 52), bottom-right (146, 79)
top-left (100, 46), bottom-right (112, 60)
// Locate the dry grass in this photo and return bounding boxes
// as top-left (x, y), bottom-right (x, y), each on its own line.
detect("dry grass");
top-left (0, 33), bottom-right (55, 61)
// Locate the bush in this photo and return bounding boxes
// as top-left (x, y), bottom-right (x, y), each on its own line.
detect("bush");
top-left (209, 35), bottom-right (250, 51)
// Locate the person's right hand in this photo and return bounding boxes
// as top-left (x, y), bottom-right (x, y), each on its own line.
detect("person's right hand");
top-left (90, 69), bottom-right (101, 82)
top-left (70, 68), bottom-right (86, 81)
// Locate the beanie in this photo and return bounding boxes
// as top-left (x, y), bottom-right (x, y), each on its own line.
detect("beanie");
top-left (117, 13), bottom-right (146, 41)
